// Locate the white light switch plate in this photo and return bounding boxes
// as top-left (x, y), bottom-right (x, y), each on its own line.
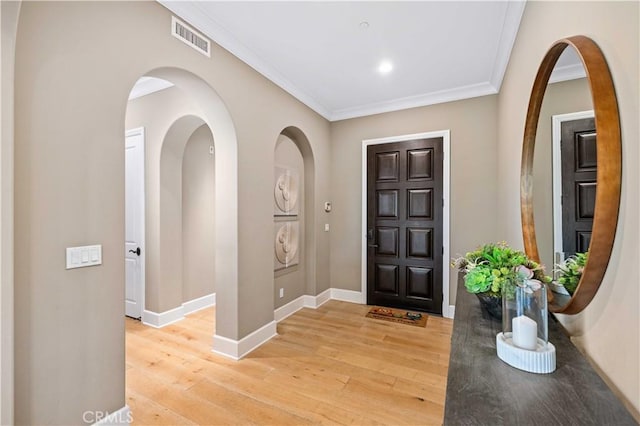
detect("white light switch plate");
top-left (66, 245), bottom-right (102, 269)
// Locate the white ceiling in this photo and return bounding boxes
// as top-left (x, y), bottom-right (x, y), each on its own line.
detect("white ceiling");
top-left (159, 1), bottom-right (529, 121)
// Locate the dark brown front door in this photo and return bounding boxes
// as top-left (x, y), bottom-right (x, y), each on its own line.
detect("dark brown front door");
top-left (561, 117), bottom-right (596, 256)
top-left (366, 138), bottom-right (443, 314)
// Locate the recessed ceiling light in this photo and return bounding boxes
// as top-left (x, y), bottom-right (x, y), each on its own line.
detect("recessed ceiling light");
top-left (359, 21), bottom-right (370, 29)
top-left (378, 60), bottom-right (393, 74)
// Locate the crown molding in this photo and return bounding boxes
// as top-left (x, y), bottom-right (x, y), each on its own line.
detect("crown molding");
top-left (489, 0), bottom-right (527, 92)
top-left (549, 63), bottom-right (587, 84)
top-left (329, 82), bottom-right (498, 121)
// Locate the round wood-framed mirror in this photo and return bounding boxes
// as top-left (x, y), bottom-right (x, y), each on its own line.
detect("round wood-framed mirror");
top-left (521, 35), bottom-right (621, 314)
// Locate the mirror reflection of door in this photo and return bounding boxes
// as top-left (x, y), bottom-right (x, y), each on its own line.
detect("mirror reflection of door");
top-left (532, 45), bottom-right (593, 281)
top-left (550, 111), bottom-right (595, 274)
top-left (560, 116), bottom-right (596, 258)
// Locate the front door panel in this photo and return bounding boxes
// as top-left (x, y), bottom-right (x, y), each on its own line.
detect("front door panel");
top-left (367, 138), bottom-right (443, 314)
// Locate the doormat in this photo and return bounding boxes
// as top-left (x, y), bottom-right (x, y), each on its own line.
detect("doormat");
top-left (366, 306), bottom-right (427, 327)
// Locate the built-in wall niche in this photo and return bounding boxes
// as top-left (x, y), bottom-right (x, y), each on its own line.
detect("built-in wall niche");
top-left (273, 134), bottom-right (304, 276)
top-left (273, 133), bottom-right (306, 310)
top-left (273, 128), bottom-right (316, 309)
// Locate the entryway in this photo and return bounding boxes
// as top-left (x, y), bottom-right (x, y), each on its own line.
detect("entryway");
top-left (122, 66), bottom-right (240, 355)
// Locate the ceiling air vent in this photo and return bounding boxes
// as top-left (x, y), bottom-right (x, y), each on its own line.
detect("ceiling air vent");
top-left (171, 16), bottom-right (211, 58)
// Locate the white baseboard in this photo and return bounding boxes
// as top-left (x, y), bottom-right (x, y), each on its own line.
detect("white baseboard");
top-left (183, 293), bottom-right (216, 315)
top-left (302, 294), bottom-right (318, 308)
top-left (274, 297), bottom-right (306, 322)
top-left (211, 334), bottom-right (239, 360)
top-left (445, 305), bottom-right (456, 319)
top-left (212, 321), bottom-right (277, 360)
top-left (274, 288), bottom-right (363, 325)
top-left (314, 288), bottom-right (332, 307)
top-left (142, 306), bottom-right (184, 328)
top-left (331, 288), bottom-right (364, 304)
top-left (93, 405), bottom-right (132, 425)
top-left (274, 288), bottom-right (335, 322)
top-left (142, 293), bottom-right (216, 328)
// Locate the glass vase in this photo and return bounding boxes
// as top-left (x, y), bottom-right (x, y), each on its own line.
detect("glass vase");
top-left (496, 278), bottom-right (556, 373)
top-left (501, 279), bottom-right (548, 349)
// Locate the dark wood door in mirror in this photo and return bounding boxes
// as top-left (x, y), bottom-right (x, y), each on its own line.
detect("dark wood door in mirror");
top-left (562, 117), bottom-right (597, 257)
top-left (521, 36), bottom-right (621, 314)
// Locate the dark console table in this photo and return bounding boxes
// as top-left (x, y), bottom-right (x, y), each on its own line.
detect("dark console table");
top-left (444, 279), bottom-right (637, 425)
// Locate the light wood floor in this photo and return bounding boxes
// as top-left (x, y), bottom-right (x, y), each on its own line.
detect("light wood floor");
top-left (126, 300), bottom-right (453, 425)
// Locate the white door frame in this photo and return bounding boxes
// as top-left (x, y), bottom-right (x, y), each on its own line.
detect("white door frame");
top-left (361, 130), bottom-right (452, 318)
top-left (551, 110), bottom-right (594, 265)
top-left (125, 127), bottom-right (146, 319)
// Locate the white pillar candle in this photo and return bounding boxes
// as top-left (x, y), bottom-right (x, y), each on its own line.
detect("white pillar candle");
top-left (512, 315), bottom-right (538, 350)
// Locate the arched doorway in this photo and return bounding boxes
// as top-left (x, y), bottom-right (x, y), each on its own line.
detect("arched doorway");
top-left (124, 67), bottom-right (239, 347)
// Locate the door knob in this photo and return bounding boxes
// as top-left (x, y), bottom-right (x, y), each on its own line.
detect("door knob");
top-left (128, 247), bottom-right (141, 256)
top-left (367, 228), bottom-right (377, 248)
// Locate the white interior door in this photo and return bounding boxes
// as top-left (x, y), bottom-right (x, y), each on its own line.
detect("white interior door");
top-left (125, 128), bottom-right (145, 319)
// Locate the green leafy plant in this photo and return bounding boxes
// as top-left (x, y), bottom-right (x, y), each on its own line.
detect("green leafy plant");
top-left (452, 242), bottom-right (550, 297)
top-left (555, 252), bottom-right (588, 295)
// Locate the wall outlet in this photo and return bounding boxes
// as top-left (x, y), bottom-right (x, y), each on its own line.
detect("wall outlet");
top-left (279, 288), bottom-right (284, 298)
